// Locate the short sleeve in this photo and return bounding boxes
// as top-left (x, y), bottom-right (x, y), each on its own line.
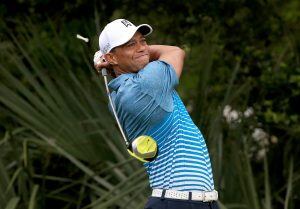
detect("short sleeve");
top-left (138, 60), bottom-right (179, 112)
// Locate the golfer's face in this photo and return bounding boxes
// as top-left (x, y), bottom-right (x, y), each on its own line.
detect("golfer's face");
top-left (113, 32), bottom-right (150, 72)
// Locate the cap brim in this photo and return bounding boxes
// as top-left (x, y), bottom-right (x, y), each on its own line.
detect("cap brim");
top-left (137, 24), bottom-right (153, 36)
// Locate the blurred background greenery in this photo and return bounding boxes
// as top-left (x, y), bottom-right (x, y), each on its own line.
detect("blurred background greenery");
top-left (0, 0), bottom-right (299, 209)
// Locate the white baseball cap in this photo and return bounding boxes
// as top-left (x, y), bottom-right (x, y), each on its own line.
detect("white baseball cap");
top-left (98, 19), bottom-right (153, 55)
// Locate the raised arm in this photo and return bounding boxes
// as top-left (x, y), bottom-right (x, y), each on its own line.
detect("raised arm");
top-left (149, 45), bottom-right (185, 78)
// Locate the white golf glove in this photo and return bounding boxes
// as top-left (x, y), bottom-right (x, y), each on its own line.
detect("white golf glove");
top-left (93, 50), bottom-right (103, 65)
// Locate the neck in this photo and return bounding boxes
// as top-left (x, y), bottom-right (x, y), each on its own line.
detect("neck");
top-left (114, 66), bottom-right (134, 77)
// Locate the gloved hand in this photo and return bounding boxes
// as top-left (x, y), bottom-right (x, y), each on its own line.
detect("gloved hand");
top-left (93, 51), bottom-right (115, 77)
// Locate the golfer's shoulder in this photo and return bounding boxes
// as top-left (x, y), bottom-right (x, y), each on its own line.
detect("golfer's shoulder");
top-left (138, 60), bottom-right (177, 85)
top-left (118, 77), bottom-right (141, 97)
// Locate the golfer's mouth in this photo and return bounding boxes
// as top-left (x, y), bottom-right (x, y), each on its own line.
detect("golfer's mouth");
top-left (135, 54), bottom-right (149, 59)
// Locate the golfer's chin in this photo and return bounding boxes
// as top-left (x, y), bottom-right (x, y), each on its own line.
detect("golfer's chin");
top-left (134, 56), bottom-right (150, 71)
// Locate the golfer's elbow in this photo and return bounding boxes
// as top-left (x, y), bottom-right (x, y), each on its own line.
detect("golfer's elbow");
top-left (175, 46), bottom-right (185, 60)
top-left (171, 46), bottom-right (185, 78)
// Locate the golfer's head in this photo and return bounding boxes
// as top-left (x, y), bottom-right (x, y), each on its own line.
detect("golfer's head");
top-left (99, 19), bottom-right (152, 73)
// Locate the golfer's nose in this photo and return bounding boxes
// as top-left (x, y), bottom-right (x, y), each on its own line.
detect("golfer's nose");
top-left (137, 41), bottom-right (147, 52)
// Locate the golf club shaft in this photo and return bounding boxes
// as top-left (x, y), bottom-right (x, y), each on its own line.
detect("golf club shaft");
top-left (101, 68), bottom-right (130, 147)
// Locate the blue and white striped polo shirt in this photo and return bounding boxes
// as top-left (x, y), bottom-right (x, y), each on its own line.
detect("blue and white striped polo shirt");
top-left (108, 60), bottom-right (214, 191)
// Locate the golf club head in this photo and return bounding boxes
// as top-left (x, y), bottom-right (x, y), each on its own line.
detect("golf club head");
top-left (131, 135), bottom-right (158, 161)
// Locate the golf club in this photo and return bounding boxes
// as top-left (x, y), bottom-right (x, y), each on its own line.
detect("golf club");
top-left (100, 67), bottom-right (158, 163)
top-left (77, 36), bottom-right (158, 162)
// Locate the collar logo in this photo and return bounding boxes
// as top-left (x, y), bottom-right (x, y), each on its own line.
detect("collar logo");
top-left (121, 20), bottom-right (132, 27)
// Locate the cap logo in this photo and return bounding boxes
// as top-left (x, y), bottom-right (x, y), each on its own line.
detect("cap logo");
top-left (102, 43), bottom-right (110, 54)
top-left (121, 20), bottom-right (132, 27)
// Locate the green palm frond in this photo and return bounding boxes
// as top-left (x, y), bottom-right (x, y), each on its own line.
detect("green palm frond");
top-left (0, 19), bottom-right (147, 208)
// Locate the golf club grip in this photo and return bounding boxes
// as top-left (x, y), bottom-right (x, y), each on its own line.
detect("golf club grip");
top-left (102, 69), bottom-right (130, 147)
top-left (101, 68), bottom-right (108, 76)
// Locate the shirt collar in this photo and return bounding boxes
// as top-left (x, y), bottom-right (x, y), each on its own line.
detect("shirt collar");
top-left (108, 73), bottom-right (135, 91)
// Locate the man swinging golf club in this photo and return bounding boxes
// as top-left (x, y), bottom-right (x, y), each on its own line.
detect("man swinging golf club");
top-left (94, 19), bottom-right (219, 209)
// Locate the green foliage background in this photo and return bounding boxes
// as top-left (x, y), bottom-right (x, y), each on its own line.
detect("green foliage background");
top-left (0, 0), bottom-right (299, 209)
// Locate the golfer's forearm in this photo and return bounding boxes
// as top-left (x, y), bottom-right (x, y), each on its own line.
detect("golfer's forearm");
top-left (149, 45), bottom-right (182, 60)
top-left (149, 45), bottom-right (185, 78)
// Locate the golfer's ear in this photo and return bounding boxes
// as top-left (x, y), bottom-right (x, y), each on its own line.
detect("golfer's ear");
top-left (104, 53), bottom-right (117, 65)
